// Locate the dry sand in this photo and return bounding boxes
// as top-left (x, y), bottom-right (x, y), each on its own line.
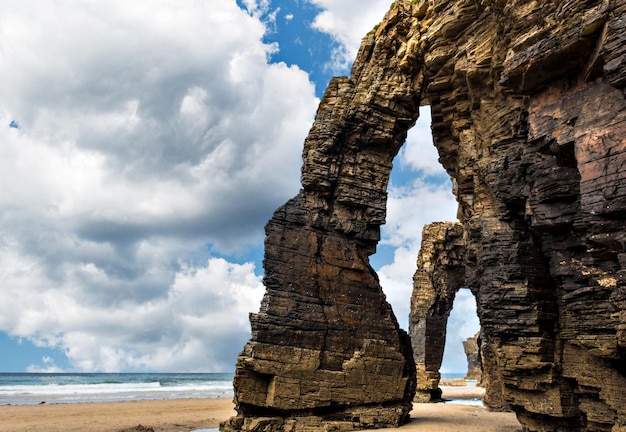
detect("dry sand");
top-left (0, 388), bottom-right (520, 432)
top-left (0, 398), bottom-right (235, 432)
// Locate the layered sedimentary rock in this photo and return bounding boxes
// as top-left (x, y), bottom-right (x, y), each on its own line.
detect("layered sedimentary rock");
top-left (421, 0), bottom-right (626, 429)
top-left (409, 222), bottom-right (465, 402)
top-left (463, 333), bottom-right (481, 381)
top-left (224, 1), bottom-right (626, 431)
top-left (220, 8), bottom-right (422, 432)
top-left (408, 223), bottom-right (507, 410)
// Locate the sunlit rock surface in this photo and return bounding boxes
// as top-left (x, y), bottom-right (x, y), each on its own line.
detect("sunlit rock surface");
top-left (409, 222), bottom-right (465, 403)
top-left (222, 1), bottom-right (626, 431)
top-left (463, 333), bottom-right (481, 381)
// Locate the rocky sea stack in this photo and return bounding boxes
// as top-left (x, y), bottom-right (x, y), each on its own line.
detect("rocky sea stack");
top-left (221, 1), bottom-right (626, 431)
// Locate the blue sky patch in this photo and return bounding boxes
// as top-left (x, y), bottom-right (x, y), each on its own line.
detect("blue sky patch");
top-left (0, 332), bottom-right (70, 372)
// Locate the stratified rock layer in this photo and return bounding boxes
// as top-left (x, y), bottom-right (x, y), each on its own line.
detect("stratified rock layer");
top-left (223, 1), bottom-right (626, 431)
top-left (409, 222), bottom-right (465, 402)
top-left (463, 333), bottom-right (481, 381)
top-left (422, 0), bottom-right (626, 429)
top-left (221, 7), bottom-right (422, 432)
top-left (409, 222), bottom-right (509, 411)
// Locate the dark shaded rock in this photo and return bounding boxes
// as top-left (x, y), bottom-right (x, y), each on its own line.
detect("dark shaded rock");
top-left (422, 0), bottom-right (626, 428)
top-left (223, 1), bottom-right (626, 431)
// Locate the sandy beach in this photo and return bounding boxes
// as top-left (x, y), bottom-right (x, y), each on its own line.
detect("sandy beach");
top-left (0, 388), bottom-right (520, 432)
top-left (0, 398), bottom-right (235, 432)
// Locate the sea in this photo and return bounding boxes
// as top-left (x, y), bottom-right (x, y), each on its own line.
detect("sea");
top-left (0, 372), bottom-right (478, 406)
top-left (0, 372), bottom-right (234, 406)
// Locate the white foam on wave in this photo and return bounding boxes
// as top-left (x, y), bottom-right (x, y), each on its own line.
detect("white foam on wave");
top-left (0, 380), bottom-right (234, 405)
top-left (0, 382), bottom-right (160, 395)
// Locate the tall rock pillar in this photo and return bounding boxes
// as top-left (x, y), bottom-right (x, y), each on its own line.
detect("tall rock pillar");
top-left (221, 4), bottom-right (426, 432)
top-left (409, 222), bottom-right (466, 402)
top-left (463, 333), bottom-right (481, 381)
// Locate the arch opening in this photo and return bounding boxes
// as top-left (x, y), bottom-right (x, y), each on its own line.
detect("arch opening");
top-left (370, 106), bottom-right (458, 332)
top-left (441, 288), bottom-right (480, 377)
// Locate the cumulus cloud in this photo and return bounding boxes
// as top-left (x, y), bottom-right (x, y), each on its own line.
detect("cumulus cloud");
top-left (55, 258), bottom-right (265, 372)
top-left (0, 0), bottom-right (317, 372)
top-left (26, 356), bottom-right (64, 373)
top-left (377, 176), bottom-right (459, 330)
top-left (1, 0), bottom-right (477, 374)
top-left (398, 111), bottom-right (449, 178)
top-left (306, 0), bottom-right (391, 70)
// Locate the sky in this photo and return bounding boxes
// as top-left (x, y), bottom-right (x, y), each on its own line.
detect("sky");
top-left (0, 0), bottom-right (478, 373)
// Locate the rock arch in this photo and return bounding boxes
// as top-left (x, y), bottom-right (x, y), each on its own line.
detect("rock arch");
top-left (409, 221), bottom-right (508, 410)
top-left (221, 1), bottom-right (626, 431)
top-left (409, 222), bottom-right (466, 403)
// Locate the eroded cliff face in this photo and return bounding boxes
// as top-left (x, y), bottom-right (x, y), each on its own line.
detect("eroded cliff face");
top-left (409, 221), bottom-right (509, 410)
top-left (421, 0), bottom-right (626, 430)
top-left (223, 1), bottom-right (626, 431)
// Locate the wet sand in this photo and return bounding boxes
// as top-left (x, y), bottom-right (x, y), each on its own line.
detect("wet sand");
top-left (0, 389), bottom-right (520, 432)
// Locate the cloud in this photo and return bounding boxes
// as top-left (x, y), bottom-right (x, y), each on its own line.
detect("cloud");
top-left (26, 356), bottom-right (64, 373)
top-left (0, 0), bottom-right (317, 372)
top-left (240, 0), bottom-right (271, 17)
top-left (305, 0), bottom-right (391, 70)
top-left (1, 0), bottom-right (476, 374)
top-left (56, 258), bottom-right (265, 372)
top-left (377, 177), bottom-right (459, 330)
top-left (441, 289), bottom-right (480, 373)
top-left (398, 110), bottom-right (448, 178)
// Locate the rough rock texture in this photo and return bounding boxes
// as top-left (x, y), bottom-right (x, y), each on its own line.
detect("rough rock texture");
top-left (224, 1), bottom-right (626, 431)
top-left (421, 0), bottom-right (626, 429)
top-left (463, 332), bottom-right (481, 381)
top-left (409, 222), bottom-right (465, 402)
top-left (408, 223), bottom-right (507, 410)
top-left (220, 8), bottom-right (422, 432)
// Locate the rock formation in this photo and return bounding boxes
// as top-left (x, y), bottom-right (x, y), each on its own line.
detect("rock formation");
top-left (419, 0), bottom-right (626, 429)
top-left (220, 7), bottom-right (422, 432)
top-left (408, 223), bottom-right (509, 410)
top-left (223, 1), bottom-right (626, 431)
top-left (409, 222), bottom-right (465, 402)
top-left (463, 333), bottom-right (481, 381)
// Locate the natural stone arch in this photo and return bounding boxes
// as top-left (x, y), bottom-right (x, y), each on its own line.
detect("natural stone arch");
top-left (408, 221), bottom-right (508, 410)
top-left (409, 221), bottom-right (466, 403)
top-left (222, 1), bottom-right (626, 431)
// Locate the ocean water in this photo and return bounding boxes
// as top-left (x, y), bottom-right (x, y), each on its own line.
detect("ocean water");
top-left (440, 372), bottom-right (482, 406)
top-left (440, 372), bottom-right (469, 381)
top-left (0, 372), bottom-right (234, 405)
